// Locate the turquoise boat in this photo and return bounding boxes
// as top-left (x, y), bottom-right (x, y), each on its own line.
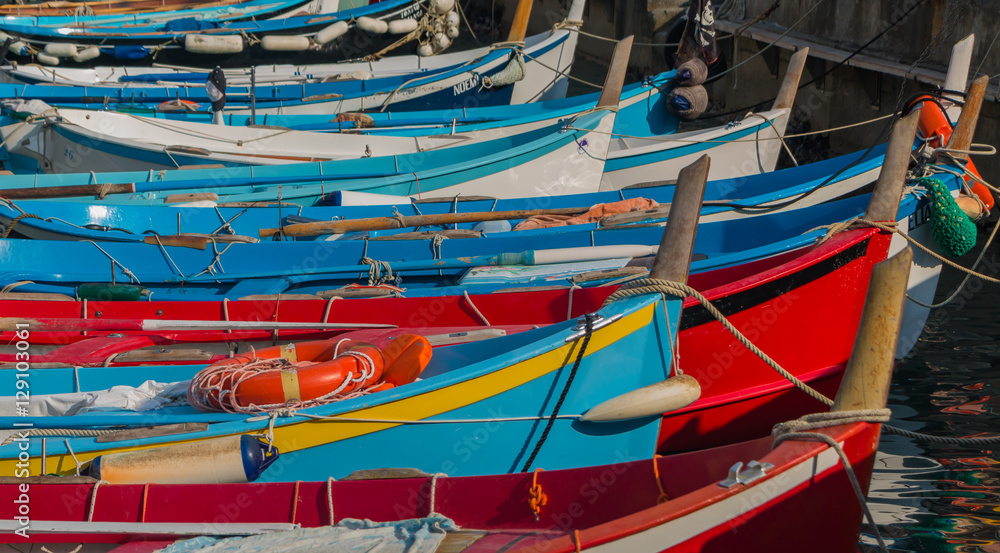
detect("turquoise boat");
top-left (0, 290), bottom-right (682, 481)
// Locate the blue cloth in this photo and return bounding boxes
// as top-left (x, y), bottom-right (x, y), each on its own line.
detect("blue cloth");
top-left (110, 45), bottom-right (151, 60)
top-left (157, 516), bottom-right (459, 553)
top-left (163, 18), bottom-right (219, 32)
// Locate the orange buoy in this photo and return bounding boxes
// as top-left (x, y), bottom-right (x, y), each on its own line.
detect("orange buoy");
top-left (912, 95), bottom-right (994, 210)
top-left (188, 334), bottom-right (432, 413)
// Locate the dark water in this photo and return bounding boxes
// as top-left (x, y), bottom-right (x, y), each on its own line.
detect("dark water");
top-left (863, 230), bottom-right (1000, 552)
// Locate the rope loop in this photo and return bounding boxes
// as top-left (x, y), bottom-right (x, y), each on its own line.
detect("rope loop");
top-left (772, 409), bottom-right (892, 553)
top-left (652, 455), bottom-right (669, 504)
top-left (528, 468), bottom-right (548, 521)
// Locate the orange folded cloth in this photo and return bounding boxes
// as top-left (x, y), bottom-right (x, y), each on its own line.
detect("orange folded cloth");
top-left (513, 197), bottom-right (659, 231)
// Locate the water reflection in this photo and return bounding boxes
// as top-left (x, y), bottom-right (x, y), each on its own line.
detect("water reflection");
top-left (864, 235), bottom-right (1000, 552)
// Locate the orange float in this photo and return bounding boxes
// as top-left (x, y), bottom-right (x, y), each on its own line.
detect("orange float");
top-left (188, 334), bottom-right (432, 413)
top-left (156, 99), bottom-right (202, 112)
top-left (912, 94), bottom-right (994, 210)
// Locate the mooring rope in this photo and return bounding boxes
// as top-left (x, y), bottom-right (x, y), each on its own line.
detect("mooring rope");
top-left (604, 278), bottom-right (834, 406)
top-left (773, 410), bottom-right (893, 553)
top-left (0, 428), bottom-right (118, 445)
top-left (0, 213), bottom-right (41, 238)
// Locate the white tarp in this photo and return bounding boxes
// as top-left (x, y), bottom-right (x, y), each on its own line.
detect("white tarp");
top-left (0, 380), bottom-right (189, 417)
top-left (158, 516), bottom-right (458, 553)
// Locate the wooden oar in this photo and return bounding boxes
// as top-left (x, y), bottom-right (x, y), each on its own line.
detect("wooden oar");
top-left (0, 170), bottom-right (401, 201)
top-left (181, 244), bottom-right (661, 282)
top-left (864, 110), bottom-right (920, 222)
top-left (142, 235), bottom-right (209, 250)
top-left (506, 0), bottom-right (533, 43)
top-left (259, 206), bottom-right (591, 238)
top-left (0, 183), bottom-right (135, 200)
top-left (0, 318), bottom-right (397, 332)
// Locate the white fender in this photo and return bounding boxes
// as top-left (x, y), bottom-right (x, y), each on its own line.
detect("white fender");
top-left (446, 25), bottom-right (459, 38)
top-left (357, 16), bottom-right (389, 34)
top-left (418, 43), bottom-right (435, 57)
top-left (445, 11), bottom-right (460, 26)
top-left (314, 20), bottom-right (349, 44)
top-left (86, 435), bottom-right (272, 484)
top-left (434, 33), bottom-right (451, 50)
top-left (72, 46), bottom-right (101, 63)
top-left (330, 189), bottom-right (412, 206)
top-left (581, 375), bottom-right (702, 422)
top-left (261, 35), bottom-right (310, 51)
top-left (10, 41), bottom-right (30, 56)
top-left (184, 34), bottom-right (244, 55)
top-left (36, 52), bottom-right (59, 65)
top-left (388, 18), bottom-right (419, 34)
top-left (431, 0), bottom-right (454, 14)
top-left (43, 43), bottom-right (78, 57)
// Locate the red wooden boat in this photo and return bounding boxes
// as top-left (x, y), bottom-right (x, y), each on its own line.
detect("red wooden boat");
top-left (0, 245), bottom-right (907, 552)
top-left (0, 420), bottom-right (885, 552)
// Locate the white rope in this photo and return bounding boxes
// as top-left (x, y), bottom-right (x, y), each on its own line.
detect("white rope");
top-left (327, 476), bottom-right (336, 526)
top-left (86, 480), bottom-right (108, 522)
top-left (462, 290), bottom-right (490, 326)
top-left (563, 112), bottom-right (896, 144)
top-left (284, 413), bottom-right (581, 424)
top-left (86, 241), bottom-right (140, 283)
top-left (427, 472), bottom-right (446, 516)
top-left (65, 438), bottom-right (82, 476)
top-left (191, 240), bottom-right (235, 278)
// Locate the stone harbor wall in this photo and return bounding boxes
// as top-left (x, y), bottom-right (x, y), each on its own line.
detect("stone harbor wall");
top-left (487, 0), bottom-right (1000, 186)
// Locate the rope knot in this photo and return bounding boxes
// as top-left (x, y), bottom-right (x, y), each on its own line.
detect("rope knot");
top-left (361, 256), bottom-right (395, 286)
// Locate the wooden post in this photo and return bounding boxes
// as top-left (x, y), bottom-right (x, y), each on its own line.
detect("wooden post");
top-left (505, 0), bottom-right (533, 43)
top-left (863, 110), bottom-right (920, 222)
top-left (648, 155), bottom-right (710, 284)
top-left (942, 34), bottom-right (974, 119)
top-left (597, 36), bottom-right (634, 110)
top-left (945, 74), bottom-right (988, 159)
top-left (833, 247), bottom-right (912, 411)
top-left (772, 47), bottom-right (809, 110)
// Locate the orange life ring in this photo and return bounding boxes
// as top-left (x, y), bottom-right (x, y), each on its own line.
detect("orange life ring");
top-left (189, 334), bottom-right (432, 412)
top-left (913, 95), bottom-right (994, 209)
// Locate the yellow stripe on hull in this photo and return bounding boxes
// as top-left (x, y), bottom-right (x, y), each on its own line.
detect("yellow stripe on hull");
top-left (2, 303), bottom-right (656, 477)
